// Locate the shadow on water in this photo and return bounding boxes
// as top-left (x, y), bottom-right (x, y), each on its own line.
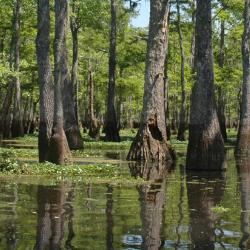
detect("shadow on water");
top-left (34, 183), bottom-right (76, 250)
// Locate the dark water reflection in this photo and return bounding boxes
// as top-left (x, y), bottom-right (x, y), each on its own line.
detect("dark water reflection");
top-left (187, 172), bottom-right (226, 250)
top-left (0, 149), bottom-right (249, 249)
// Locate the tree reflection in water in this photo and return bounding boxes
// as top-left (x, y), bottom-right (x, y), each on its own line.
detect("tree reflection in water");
top-left (34, 184), bottom-right (75, 250)
top-left (130, 162), bottom-right (169, 250)
top-left (187, 171), bottom-right (226, 250)
top-left (236, 155), bottom-right (250, 249)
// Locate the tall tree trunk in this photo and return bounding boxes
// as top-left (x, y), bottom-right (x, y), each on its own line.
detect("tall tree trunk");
top-left (36, 0), bottom-right (54, 162)
top-left (87, 65), bottom-right (100, 140)
top-left (176, 0), bottom-right (186, 141)
top-left (217, 19), bottom-right (227, 142)
top-left (190, 0), bottom-right (196, 73)
top-left (236, 0), bottom-right (250, 157)
top-left (164, 3), bottom-right (171, 141)
top-left (11, 0), bottom-right (24, 138)
top-left (66, 2), bottom-right (83, 150)
top-left (127, 0), bottom-right (174, 164)
top-left (0, 83), bottom-right (14, 139)
top-left (48, 0), bottom-right (72, 165)
top-left (186, 0), bottom-right (226, 170)
top-left (104, 0), bottom-right (120, 142)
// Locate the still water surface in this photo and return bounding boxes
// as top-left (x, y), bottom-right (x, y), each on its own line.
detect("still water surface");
top-left (0, 148), bottom-right (248, 249)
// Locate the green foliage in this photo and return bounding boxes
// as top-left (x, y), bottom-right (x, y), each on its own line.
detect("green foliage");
top-left (0, 149), bottom-right (19, 173)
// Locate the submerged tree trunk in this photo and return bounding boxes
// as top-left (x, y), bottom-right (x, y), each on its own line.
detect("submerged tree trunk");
top-left (217, 19), bottom-right (227, 142)
top-left (186, 0), bottom-right (226, 170)
top-left (236, 0), bottom-right (250, 157)
top-left (176, 0), bottom-right (186, 141)
top-left (11, 0), bottom-right (24, 138)
top-left (127, 0), bottom-right (174, 164)
top-left (48, 0), bottom-right (71, 165)
top-left (36, 0), bottom-right (54, 162)
top-left (104, 0), bottom-right (120, 142)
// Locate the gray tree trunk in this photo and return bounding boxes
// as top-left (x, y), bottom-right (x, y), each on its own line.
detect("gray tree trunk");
top-left (127, 0), bottom-right (174, 164)
top-left (186, 0), bottom-right (226, 170)
top-left (104, 0), bottom-right (120, 142)
top-left (65, 1), bottom-right (83, 150)
top-left (237, 0), bottom-right (250, 157)
top-left (87, 65), bottom-right (100, 140)
top-left (36, 0), bottom-right (54, 162)
top-left (48, 0), bottom-right (72, 165)
top-left (11, 0), bottom-right (24, 138)
top-left (217, 19), bottom-right (227, 142)
top-left (176, 0), bottom-right (186, 141)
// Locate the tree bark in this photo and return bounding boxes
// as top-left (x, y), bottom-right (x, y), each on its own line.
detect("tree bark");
top-left (0, 83), bottom-right (14, 139)
top-left (11, 0), bottom-right (24, 138)
top-left (127, 0), bottom-right (174, 165)
top-left (236, 0), bottom-right (250, 157)
top-left (217, 19), bottom-right (227, 142)
top-left (104, 0), bottom-right (120, 142)
top-left (36, 0), bottom-right (54, 162)
top-left (48, 0), bottom-right (72, 165)
top-left (190, 0), bottom-right (196, 73)
top-left (87, 65), bottom-right (100, 140)
top-left (66, 1), bottom-right (83, 150)
top-left (176, 0), bottom-right (186, 141)
top-left (186, 0), bottom-right (226, 170)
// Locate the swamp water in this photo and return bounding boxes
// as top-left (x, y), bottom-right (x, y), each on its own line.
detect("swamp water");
top-left (0, 145), bottom-right (249, 249)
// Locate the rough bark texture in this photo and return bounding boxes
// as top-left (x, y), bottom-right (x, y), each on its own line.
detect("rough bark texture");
top-left (217, 19), bottom-right (227, 142)
top-left (104, 0), bottom-right (120, 142)
top-left (187, 172), bottom-right (225, 250)
top-left (48, 0), bottom-right (72, 165)
top-left (236, 0), bottom-right (250, 157)
top-left (186, 0), bottom-right (226, 170)
top-left (11, 0), bottom-right (24, 138)
top-left (190, 0), bottom-right (196, 73)
top-left (88, 67), bottom-right (100, 140)
top-left (36, 0), bottom-right (54, 162)
top-left (176, 0), bottom-right (186, 141)
top-left (63, 3), bottom-right (83, 150)
top-left (127, 0), bottom-right (174, 165)
top-left (0, 83), bottom-right (14, 139)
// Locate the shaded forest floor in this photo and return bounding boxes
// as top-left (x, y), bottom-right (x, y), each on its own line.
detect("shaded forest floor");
top-left (0, 129), bottom-right (237, 185)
